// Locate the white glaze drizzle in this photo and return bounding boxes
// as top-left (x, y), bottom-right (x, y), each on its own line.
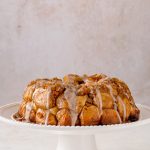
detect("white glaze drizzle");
top-left (32, 88), bottom-right (51, 110)
top-left (45, 110), bottom-right (50, 125)
top-left (125, 92), bottom-right (129, 99)
top-left (115, 110), bottom-right (122, 123)
top-left (64, 87), bottom-right (78, 126)
top-left (70, 110), bottom-right (78, 125)
top-left (46, 89), bottom-right (51, 109)
top-left (84, 79), bottom-right (94, 86)
top-left (95, 88), bottom-right (103, 112)
top-left (85, 76), bottom-right (108, 113)
top-left (95, 77), bottom-right (108, 112)
top-left (106, 84), bottom-right (116, 103)
top-left (25, 102), bottom-right (33, 122)
top-left (98, 77), bottom-right (109, 84)
top-left (32, 88), bottom-right (46, 99)
top-left (106, 84), bottom-right (122, 123)
top-left (118, 96), bottom-right (126, 122)
top-left (117, 83), bottom-right (129, 99)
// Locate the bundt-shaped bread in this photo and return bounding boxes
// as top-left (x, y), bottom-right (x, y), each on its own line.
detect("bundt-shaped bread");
top-left (15, 74), bottom-right (140, 126)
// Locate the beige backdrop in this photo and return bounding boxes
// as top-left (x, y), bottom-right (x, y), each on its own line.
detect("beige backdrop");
top-left (0, 0), bottom-right (150, 106)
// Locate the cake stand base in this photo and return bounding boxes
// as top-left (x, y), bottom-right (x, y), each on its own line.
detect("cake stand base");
top-left (56, 134), bottom-right (97, 150)
top-left (0, 103), bottom-right (150, 150)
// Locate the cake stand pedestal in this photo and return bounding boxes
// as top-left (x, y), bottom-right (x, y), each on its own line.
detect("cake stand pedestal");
top-left (0, 103), bottom-right (150, 150)
top-left (56, 135), bottom-right (97, 150)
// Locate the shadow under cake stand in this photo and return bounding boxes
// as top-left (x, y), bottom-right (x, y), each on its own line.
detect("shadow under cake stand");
top-left (0, 103), bottom-right (150, 150)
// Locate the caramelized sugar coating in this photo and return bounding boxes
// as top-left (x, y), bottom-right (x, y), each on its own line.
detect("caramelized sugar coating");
top-left (16, 74), bottom-right (140, 126)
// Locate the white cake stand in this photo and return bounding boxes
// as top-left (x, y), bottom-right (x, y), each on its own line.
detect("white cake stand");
top-left (0, 103), bottom-right (150, 150)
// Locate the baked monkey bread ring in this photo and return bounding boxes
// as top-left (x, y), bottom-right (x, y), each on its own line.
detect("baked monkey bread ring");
top-left (14, 74), bottom-right (140, 126)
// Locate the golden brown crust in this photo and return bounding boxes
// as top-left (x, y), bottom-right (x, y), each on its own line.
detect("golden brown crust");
top-left (56, 109), bottom-right (72, 126)
top-left (56, 94), bottom-right (69, 109)
top-left (80, 105), bottom-right (101, 126)
top-left (32, 88), bottom-right (55, 109)
top-left (18, 101), bottom-right (27, 118)
top-left (16, 74), bottom-right (140, 126)
top-left (101, 109), bottom-right (121, 125)
top-left (36, 108), bottom-right (57, 125)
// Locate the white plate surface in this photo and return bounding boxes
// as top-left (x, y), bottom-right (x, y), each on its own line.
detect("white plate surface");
top-left (0, 102), bottom-right (150, 135)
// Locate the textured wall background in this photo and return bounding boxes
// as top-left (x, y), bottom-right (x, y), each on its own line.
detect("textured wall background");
top-left (0, 0), bottom-right (150, 105)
